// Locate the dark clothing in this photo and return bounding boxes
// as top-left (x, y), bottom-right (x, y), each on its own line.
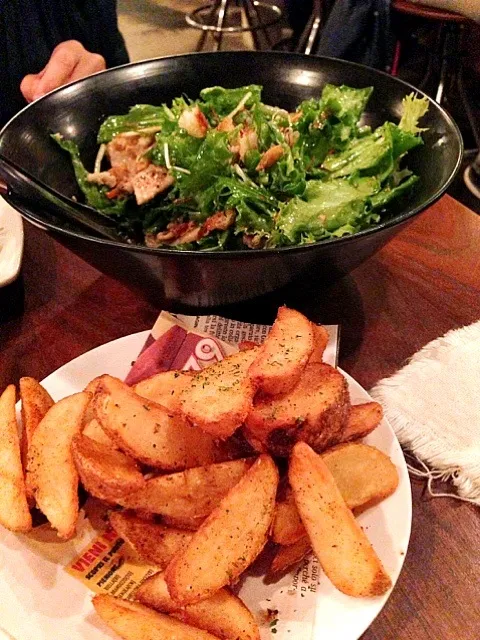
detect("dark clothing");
top-left (0, 0), bottom-right (129, 126)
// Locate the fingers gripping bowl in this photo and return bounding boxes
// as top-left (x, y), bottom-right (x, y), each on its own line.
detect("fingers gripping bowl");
top-left (0, 52), bottom-right (462, 306)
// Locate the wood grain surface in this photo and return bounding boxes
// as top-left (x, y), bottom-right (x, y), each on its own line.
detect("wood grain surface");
top-left (1, 194), bottom-right (479, 638)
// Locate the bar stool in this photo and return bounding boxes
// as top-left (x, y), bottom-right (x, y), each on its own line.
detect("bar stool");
top-left (186, 0), bottom-right (283, 52)
top-left (391, 1), bottom-right (479, 153)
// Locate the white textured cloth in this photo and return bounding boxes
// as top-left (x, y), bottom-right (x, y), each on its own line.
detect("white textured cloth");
top-left (370, 321), bottom-right (480, 504)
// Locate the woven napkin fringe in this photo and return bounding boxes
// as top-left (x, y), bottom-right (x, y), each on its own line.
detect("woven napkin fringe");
top-left (371, 321), bottom-right (480, 505)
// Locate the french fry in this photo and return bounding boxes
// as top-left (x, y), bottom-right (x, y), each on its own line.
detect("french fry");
top-left (271, 488), bottom-right (305, 545)
top-left (269, 537), bottom-right (312, 576)
top-left (289, 442), bottom-right (391, 597)
top-left (308, 323), bottom-right (329, 364)
top-left (94, 375), bottom-right (217, 470)
top-left (72, 434), bottom-right (146, 503)
top-left (92, 594), bottom-right (220, 640)
top-left (137, 571), bottom-right (260, 640)
top-left (134, 370), bottom-right (193, 413)
top-left (82, 417), bottom-right (115, 448)
top-left (121, 459), bottom-right (253, 519)
top-left (109, 511), bottom-right (193, 569)
top-left (28, 392), bottom-right (90, 539)
top-left (0, 385), bottom-right (32, 532)
top-left (244, 363), bottom-right (350, 457)
top-left (166, 454), bottom-right (278, 606)
top-left (340, 402), bottom-right (383, 444)
top-left (248, 307), bottom-right (314, 396)
top-left (179, 348), bottom-right (260, 439)
top-left (19, 377), bottom-right (54, 495)
top-left (322, 442), bottom-right (398, 513)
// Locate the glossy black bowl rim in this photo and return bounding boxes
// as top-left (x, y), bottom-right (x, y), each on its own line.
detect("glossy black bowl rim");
top-left (2, 50), bottom-right (464, 259)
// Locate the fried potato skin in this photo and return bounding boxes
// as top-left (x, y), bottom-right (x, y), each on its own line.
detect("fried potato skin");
top-left (120, 458), bottom-right (254, 519)
top-left (134, 370), bottom-right (192, 413)
top-left (341, 402), bottom-right (383, 444)
top-left (72, 434), bottom-right (145, 503)
top-left (137, 572), bottom-right (260, 640)
top-left (109, 511), bottom-right (193, 569)
top-left (180, 348), bottom-right (260, 439)
top-left (289, 442), bottom-right (391, 597)
top-left (19, 377), bottom-right (54, 498)
top-left (161, 514), bottom-right (205, 530)
top-left (248, 307), bottom-right (314, 396)
top-left (29, 392), bottom-right (90, 539)
top-left (245, 363), bottom-right (350, 457)
top-left (269, 537), bottom-right (312, 576)
top-left (308, 323), bottom-right (329, 364)
top-left (165, 454), bottom-right (279, 606)
top-left (271, 488), bottom-right (305, 545)
top-left (93, 594), bottom-right (221, 640)
top-left (94, 375), bottom-right (217, 470)
top-left (0, 385), bottom-right (32, 532)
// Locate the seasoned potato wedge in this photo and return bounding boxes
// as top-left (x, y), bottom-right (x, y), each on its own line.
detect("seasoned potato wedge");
top-left (134, 370), bottom-right (193, 413)
top-left (341, 402), bottom-right (383, 444)
top-left (82, 417), bottom-right (115, 448)
top-left (93, 594), bottom-right (220, 640)
top-left (166, 455), bottom-right (278, 606)
top-left (121, 458), bottom-right (253, 519)
top-left (238, 340), bottom-right (259, 352)
top-left (269, 537), bottom-right (312, 576)
top-left (245, 362), bottom-right (350, 457)
top-left (308, 323), bottom-right (329, 364)
top-left (289, 442), bottom-right (391, 597)
top-left (109, 511), bottom-right (193, 569)
top-left (19, 377), bottom-right (54, 497)
top-left (29, 392), bottom-right (90, 539)
top-left (272, 442), bottom-right (398, 544)
top-left (72, 434), bottom-right (145, 503)
top-left (271, 488), bottom-right (305, 545)
top-left (248, 307), bottom-right (314, 396)
top-left (137, 572), bottom-right (260, 640)
top-left (0, 385), bottom-right (32, 532)
top-left (180, 348), bottom-right (260, 439)
top-left (94, 375), bottom-right (217, 470)
top-left (161, 514), bottom-right (205, 531)
top-left (322, 442), bottom-right (399, 513)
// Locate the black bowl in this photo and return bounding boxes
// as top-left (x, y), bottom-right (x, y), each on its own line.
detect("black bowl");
top-left (0, 52), bottom-right (462, 307)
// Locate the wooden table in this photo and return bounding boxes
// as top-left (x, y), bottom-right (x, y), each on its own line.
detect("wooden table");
top-left (1, 194), bottom-right (479, 639)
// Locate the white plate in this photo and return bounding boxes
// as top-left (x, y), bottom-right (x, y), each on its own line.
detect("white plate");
top-left (0, 197), bottom-right (24, 287)
top-left (0, 332), bottom-right (411, 640)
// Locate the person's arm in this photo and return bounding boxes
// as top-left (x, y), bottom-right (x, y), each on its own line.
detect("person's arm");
top-left (20, 40), bottom-right (106, 102)
top-left (409, 0), bottom-right (480, 22)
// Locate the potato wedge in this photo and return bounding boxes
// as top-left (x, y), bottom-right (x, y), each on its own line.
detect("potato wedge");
top-left (238, 340), bottom-right (259, 352)
top-left (0, 385), bottom-right (32, 532)
top-left (179, 348), bottom-right (260, 439)
top-left (166, 454), bottom-right (278, 606)
top-left (121, 459), bottom-right (253, 519)
top-left (109, 511), bottom-right (193, 569)
top-left (271, 488), bottom-right (305, 545)
top-left (134, 370), bottom-right (192, 413)
top-left (94, 375), bottom-right (217, 470)
top-left (322, 442), bottom-right (399, 513)
top-left (137, 571), bottom-right (260, 640)
top-left (93, 594), bottom-right (220, 640)
top-left (244, 362), bottom-right (350, 457)
top-left (269, 537), bottom-right (312, 576)
top-left (72, 434), bottom-right (146, 503)
top-left (82, 417), bottom-right (115, 448)
top-left (161, 514), bottom-right (205, 531)
top-left (289, 442), bottom-right (391, 597)
top-left (308, 323), bottom-right (329, 364)
top-left (340, 402), bottom-right (383, 444)
top-left (29, 392), bottom-right (89, 538)
top-left (19, 377), bottom-right (54, 489)
top-left (248, 307), bottom-right (314, 396)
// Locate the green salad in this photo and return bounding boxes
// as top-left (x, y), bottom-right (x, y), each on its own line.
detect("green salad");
top-left (54, 84), bottom-right (429, 250)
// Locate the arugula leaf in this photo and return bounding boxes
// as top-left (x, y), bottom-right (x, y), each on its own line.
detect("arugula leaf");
top-left (199, 85), bottom-right (262, 117)
top-left (97, 104), bottom-right (177, 143)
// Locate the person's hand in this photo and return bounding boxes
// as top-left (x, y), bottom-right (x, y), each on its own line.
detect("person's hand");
top-left (20, 40), bottom-right (106, 103)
